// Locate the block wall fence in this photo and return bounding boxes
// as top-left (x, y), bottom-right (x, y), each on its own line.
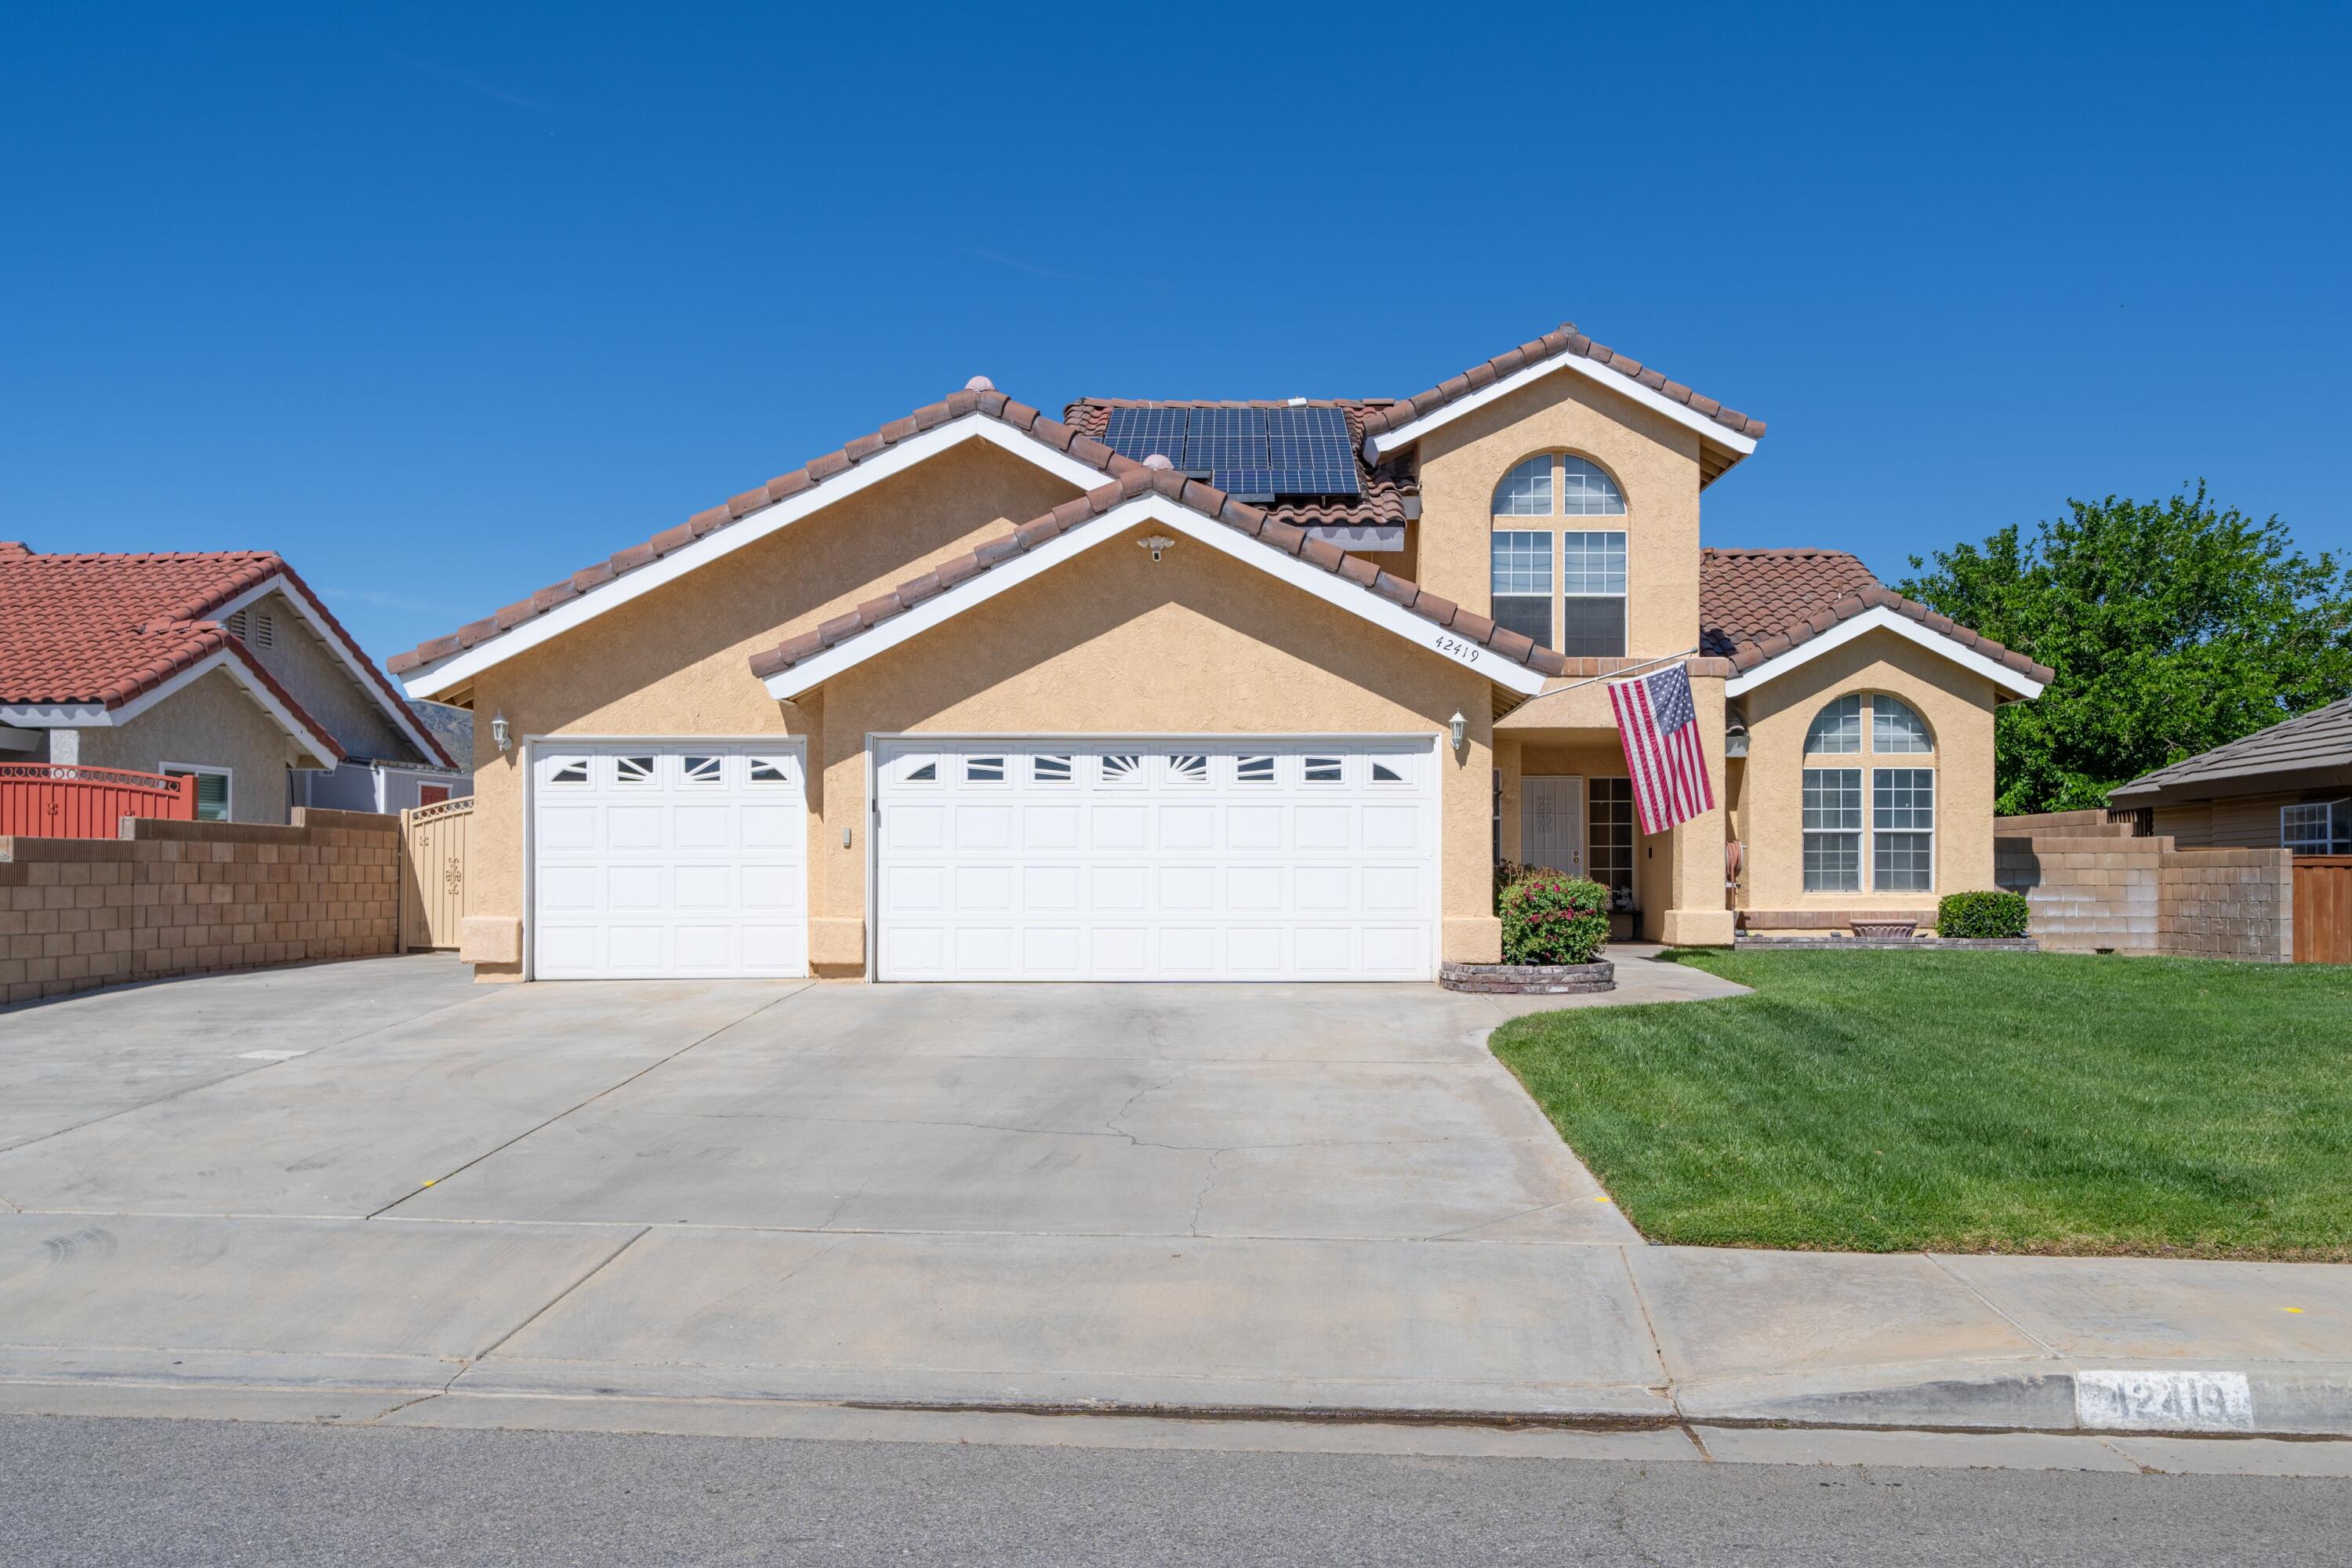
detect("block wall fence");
top-left (0, 808), bottom-right (401, 1007)
top-left (1993, 814), bottom-right (2294, 962)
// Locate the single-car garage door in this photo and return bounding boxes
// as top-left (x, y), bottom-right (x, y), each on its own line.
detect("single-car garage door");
top-left (532, 742), bottom-right (808, 978)
top-left (875, 737), bottom-right (1439, 982)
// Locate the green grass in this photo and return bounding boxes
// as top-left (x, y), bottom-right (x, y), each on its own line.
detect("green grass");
top-left (1489, 949), bottom-right (2352, 1259)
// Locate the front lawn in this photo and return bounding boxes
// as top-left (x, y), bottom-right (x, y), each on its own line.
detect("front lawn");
top-left (1490, 949), bottom-right (2352, 1260)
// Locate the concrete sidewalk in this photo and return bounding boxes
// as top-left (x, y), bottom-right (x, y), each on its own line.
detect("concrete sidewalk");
top-left (2, 1211), bottom-right (2343, 1439)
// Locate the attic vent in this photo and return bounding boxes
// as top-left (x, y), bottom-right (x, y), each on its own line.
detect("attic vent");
top-left (225, 608), bottom-right (275, 648)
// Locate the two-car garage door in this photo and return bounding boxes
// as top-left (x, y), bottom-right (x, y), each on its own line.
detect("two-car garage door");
top-left (874, 738), bottom-right (1440, 982)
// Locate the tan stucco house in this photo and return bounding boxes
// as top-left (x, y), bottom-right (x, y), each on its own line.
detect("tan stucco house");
top-left (390, 323), bottom-right (2050, 982)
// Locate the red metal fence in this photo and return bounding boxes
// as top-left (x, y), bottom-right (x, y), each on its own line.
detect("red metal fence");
top-left (0, 764), bottom-right (198, 839)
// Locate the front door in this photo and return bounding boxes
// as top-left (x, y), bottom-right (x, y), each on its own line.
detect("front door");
top-left (1520, 775), bottom-right (1586, 876)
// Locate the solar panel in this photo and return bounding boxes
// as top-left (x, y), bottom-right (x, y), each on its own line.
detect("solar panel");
top-left (1101, 403), bottom-right (1361, 498)
top-left (1264, 406), bottom-right (1361, 495)
top-left (1101, 406), bottom-right (1189, 467)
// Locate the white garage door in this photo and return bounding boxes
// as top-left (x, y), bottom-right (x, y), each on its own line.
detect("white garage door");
top-left (532, 742), bottom-right (808, 979)
top-left (875, 738), bottom-right (1439, 982)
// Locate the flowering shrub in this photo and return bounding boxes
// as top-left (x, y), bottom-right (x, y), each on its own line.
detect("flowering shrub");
top-left (1498, 874), bottom-right (1612, 966)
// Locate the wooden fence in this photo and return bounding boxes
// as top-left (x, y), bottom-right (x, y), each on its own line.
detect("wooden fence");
top-left (2293, 857), bottom-right (2352, 964)
top-left (398, 795), bottom-right (474, 950)
top-left (0, 763), bottom-right (196, 838)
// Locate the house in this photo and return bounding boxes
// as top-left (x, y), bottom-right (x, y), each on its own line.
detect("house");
top-left (2108, 698), bottom-right (2352, 853)
top-left (0, 543), bottom-right (461, 821)
top-left (388, 323), bottom-right (2049, 983)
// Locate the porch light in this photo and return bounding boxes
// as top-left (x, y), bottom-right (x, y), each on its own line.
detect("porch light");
top-left (1449, 711), bottom-right (1467, 751)
top-left (491, 713), bottom-right (510, 753)
top-left (1138, 535), bottom-right (1175, 563)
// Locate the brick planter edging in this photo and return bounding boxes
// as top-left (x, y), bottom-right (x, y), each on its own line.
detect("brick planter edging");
top-left (1440, 960), bottom-right (1615, 994)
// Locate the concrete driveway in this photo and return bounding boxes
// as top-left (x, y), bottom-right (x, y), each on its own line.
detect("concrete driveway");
top-left (0, 953), bottom-right (1751, 1417)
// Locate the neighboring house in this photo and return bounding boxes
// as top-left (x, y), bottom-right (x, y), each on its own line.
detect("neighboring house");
top-left (390, 322), bottom-right (2049, 984)
top-left (0, 543), bottom-right (459, 822)
top-left (2108, 698), bottom-right (2352, 853)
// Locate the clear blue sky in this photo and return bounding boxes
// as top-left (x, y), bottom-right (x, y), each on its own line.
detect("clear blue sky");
top-left (4, 3), bottom-right (2345, 667)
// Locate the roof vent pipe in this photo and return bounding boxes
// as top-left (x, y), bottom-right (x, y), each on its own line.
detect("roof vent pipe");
top-left (1143, 454), bottom-right (1174, 470)
top-left (965, 376), bottom-right (993, 392)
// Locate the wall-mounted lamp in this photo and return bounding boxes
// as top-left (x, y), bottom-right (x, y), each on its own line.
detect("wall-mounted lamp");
top-left (490, 713), bottom-right (510, 753)
top-left (1448, 711), bottom-right (1467, 751)
top-left (1137, 535), bottom-right (1175, 563)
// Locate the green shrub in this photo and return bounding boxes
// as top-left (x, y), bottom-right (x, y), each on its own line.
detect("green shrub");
top-left (1937, 890), bottom-right (2030, 938)
top-left (1493, 860), bottom-right (1571, 914)
top-left (1499, 873), bottom-right (1612, 965)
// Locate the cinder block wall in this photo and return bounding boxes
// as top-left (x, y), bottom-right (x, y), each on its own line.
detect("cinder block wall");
top-left (0, 808), bottom-right (401, 1007)
top-left (1994, 832), bottom-right (2293, 962)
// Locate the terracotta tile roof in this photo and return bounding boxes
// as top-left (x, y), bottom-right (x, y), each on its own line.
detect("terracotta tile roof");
top-left (2109, 696), bottom-right (2352, 802)
top-left (1061, 399), bottom-right (1419, 531)
top-left (1700, 547), bottom-right (2054, 686)
top-left (0, 541), bottom-right (351, 762)
top-left (747, 469), bottom-right (1571, 684)
top-left (389, 387), bottom-right (1141, 678)
top-left (1357, 322), bottom-right (1767, 445)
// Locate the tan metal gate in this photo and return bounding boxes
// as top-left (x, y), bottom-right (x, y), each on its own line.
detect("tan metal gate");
top-left (400, 796), bottom-right (474, 950)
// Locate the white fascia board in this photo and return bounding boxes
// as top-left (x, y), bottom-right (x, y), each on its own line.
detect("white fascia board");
top-left (399, 418), bottom-right (1116, 699)
top-left (762, 495), bottom-right (1550, 701)
top-left (213, 576), bottom-right (451, 768)
top-left (1363, 355), bottom-right (1760, 465)
top-left (17, 650), bottom-right (344, 765)
top-left (1722, 607), bottom-right (2046, 700)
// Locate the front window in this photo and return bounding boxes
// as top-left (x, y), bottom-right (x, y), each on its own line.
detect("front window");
top-left (163, 764), bottom-right (231, 822)
top-left (1559, 532), bottom-right (1628, 657)
top-left (1805, 695), bottom-right (1863, 754)
top-left (1490, 530), bottom-right (1552, 648)
top-left (1873, 768), bottom-right (1935, 891)
top-left (1588, 778), bottom-right (1637, 895)
top-left (1492, 456), bottom-right (1552, 517)
top-left (1803, 768), bottom-right (1863, 891)
top-left (2283, 800), bottom-right (2350, 854)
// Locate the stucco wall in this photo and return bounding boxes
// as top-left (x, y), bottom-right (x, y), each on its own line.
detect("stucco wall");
top-left (459, 437), bottom-right (1090, 975)
top-left (1412, 370), bottom-right (1704, 660)
top-left (70, 668), bottom-right (308, 824)
top-left (1734, 630), bottom-right (2001, 915)
top-left (815, 522), bottom-right (1501, 973)
top-left (245, 589), bottom-right (417, 763)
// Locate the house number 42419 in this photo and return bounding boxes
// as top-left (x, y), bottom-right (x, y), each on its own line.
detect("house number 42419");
top-left (1433, 633), bottom-right (1482, 665)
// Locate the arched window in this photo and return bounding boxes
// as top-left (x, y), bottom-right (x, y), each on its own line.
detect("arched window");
top-left (1492, 456), bottom-right (1552, 517)
top-left (1804, 695), bottom-right (1863, 754)
top-left (1801, 693), bottom-right (1936, 894)
top-left (1560, 457), bottom-right (1626, 517)
top-left (1872, 695), bottom-right (1933, 753)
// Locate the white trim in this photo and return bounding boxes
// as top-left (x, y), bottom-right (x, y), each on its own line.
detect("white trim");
top-left (2, 651), bottom-right (341, 766)
top-left (160, 760), bottom-right (234, 822)
top-left (400, 418), bottom-right (1117, 698)
top-left (763, 495), bottom-right (1552, 700)
top-left (1363, 355), bottom-right (1761, 466)
top-left (1722, 606), bottom-right (2046, 700)
top-left (213, 578), bottom-right (450, 768)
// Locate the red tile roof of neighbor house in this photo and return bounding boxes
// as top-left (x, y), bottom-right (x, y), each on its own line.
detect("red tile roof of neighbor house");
top-left (1699, 548), bottom-right (2056, 685)
top-left (0, 542), bottom-right (458, 767)
top-left (387, 387), bottom-right (1141, 677)
top-left (746, 466), bottom-right (1574, 682)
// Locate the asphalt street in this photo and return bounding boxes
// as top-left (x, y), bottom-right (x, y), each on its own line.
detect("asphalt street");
top-left (11, 1414), bottom-right (2349, 1566)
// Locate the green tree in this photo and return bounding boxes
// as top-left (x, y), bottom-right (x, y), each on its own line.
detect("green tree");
top-left (1898, 485), bottom-right (2352, 814)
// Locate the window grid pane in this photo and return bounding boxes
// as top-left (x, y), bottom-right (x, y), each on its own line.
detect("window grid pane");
top-left (1559, 457), bottom-right (1626, 516)
top-left (1804, 833), bottom-right (1860, 891)
top-left (1803, 768), bottom-right (1862, 830)
top-left (1873, 695), bottom-right (1933, 753)
top-left (1490, 530), bottom-right (1552, 595)
top-left (1557, 597), bottom-right (1624, 658)
top-left (1873, 768), bottom-right (1934, 830)
top-left (1493, 595), bottom-right (1553, 649)
top-left (1806, 695), bottom-right (1863, 754)
top-left (1559, 532), bottom-right (1627, 594)
top-left (1492, 456), bottom-right (1553, 516)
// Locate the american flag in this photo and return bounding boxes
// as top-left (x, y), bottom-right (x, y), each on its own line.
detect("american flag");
top-left (1606, 662), bottom-right (1715, 836)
